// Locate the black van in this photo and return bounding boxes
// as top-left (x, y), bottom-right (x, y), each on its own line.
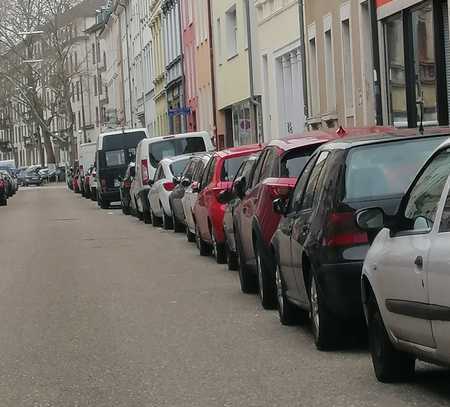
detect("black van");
top-left (96, 128), bottom-right (148, 209)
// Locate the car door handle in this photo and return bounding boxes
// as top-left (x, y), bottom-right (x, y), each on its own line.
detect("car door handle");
top-left (414, 256), bottom-right (423, 268)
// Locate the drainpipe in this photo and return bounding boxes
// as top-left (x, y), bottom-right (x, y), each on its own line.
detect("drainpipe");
top-left (298, 0), bottom-right (309, 125)
top-left (177, 0), bottom-right (187, 133)
top-left (244, 0), bottom-right (261, 144)
top-left (207, 0), bottom-right (218, 149)
top-left (369, 0), bottom-right (383, 125)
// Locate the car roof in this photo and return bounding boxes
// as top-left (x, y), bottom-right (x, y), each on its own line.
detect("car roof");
top-left (160, 153), bottom-right (196, 165)
top-left (137, 131), bottom-right (209, 147)
top-left (98, 128), bottom-right (148, 149)
top-left (322, 127), bottom-right (450, 150)
top-left (215, 143), bottom-right (263, 158)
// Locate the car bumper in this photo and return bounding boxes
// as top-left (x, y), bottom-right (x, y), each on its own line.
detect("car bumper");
top-left (99, 190), bottom-right (120, 202)
top-left (316, 261), bottom-right (364, 320)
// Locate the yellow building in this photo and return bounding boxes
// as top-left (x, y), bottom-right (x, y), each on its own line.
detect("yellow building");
top-left (150, 0), bottom-right (168, 137)
top-left (211, 0), bottom-right (259, 147)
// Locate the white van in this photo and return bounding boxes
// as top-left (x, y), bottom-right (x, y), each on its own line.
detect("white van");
top-left (131, 131), bottom-right (214, 223)
top-left (78, 142), bottom-right (96, 196)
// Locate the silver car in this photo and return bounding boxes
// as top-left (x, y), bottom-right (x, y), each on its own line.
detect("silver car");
top-left (357, 138), bottom-right (450, 382)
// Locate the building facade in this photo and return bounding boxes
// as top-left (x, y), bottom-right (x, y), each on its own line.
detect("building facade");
top-left (304, 0), bottom-right (377, 129)
top-left (254, 0), bottom-right (306, 140)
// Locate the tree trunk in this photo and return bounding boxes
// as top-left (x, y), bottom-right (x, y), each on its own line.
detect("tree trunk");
top-left (42, 127), bottom-right (56, 165)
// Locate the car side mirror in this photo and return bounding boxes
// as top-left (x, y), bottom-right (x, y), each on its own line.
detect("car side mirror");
top-left (191, 181), bottom-right (199, 193)
top-left (181, 177), bottom-right (191, 187)
top-left (173, 176), bottom-right (180, 185)
top-left (356, 208), bottom-right (385, 231)
top-left (148, 179), bottom-right (154, 187)
top-left (218, 189), bottom-right (234, 204)
top-left (233, 176), bottom-right (246, 199)
top-left (273, 198), bottom-right (288, 215)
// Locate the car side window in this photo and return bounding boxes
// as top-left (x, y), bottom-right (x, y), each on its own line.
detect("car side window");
top-left (300, 152), bottom-right (330, 210)
top-left (404, 148), bottom-right (450, 233)
top-left (251, 150), bottom-right (267, 188)
top-left (289, 155), bottom-right (318, 212)
top-left (258, 148), bottom-right (277, 182)
top-left (200, 158), bottom-right (214, 190)
top-left (439, 187), bottom-right (450, 233)
top-left (194, 161), bottom-right (206, 182)
top-left (206, 158), bottom-right (216, 186)
top-left (182, 160), bottom-right (196, 180)
top-left (154, 165), bottom-right (164, 182)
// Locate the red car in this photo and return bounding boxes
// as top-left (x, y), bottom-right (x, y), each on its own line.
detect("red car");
top-left (193, 144), bottom-right (264, 263)
top-left (232, 127), bottom-right (391, 309)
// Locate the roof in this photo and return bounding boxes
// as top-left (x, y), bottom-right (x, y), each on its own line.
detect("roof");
top-left (267, 126), bottom-right (393, 151)
top-left (59, 0), bottom-right (106, 26)
top-left (216, 144), bottom-right (263, 158)
top-left (98, 128), bottom-right (148, 149)
top-left (323, 127), bottom-right (450, 150)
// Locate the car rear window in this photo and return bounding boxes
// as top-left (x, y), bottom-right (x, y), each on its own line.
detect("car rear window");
top-left (221, 156), bottom-right (249, 181)
top-left (280, 146), bottom-right (319, 178)
top-left (105, 150), bottom-right (127, 167)
top-left (170, 159), bottom-right (190, 177)
top-left (345, 136), bottom-right (449, 201)
top-left (149, 137), bottom-right (206, 168)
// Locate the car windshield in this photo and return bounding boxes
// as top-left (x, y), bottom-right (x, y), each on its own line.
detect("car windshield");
top-left (170, 159), bottom-right (190, 177)
top-left (149, 137), bottom-right (206, 168)
top-left (221, 156), bottom-right (249, 181)
top-left (345, 136), bottom-right (449, 201)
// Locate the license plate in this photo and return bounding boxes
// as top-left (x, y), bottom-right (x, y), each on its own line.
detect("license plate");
top-left (114, 179), bottom-right (120, 187)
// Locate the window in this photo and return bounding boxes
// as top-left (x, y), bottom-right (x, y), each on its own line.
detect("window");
top-left (290, 155), bottom-right (318, 212)
top-left (324, 24), bottom-right (336, 112)
top-left (279, 146), bottom-right (318, 179)
top-left (308, 33), bottom-right (319, 116)
top-left (94, 76), bottom-right (98, 96)
top-left (148, 137), bottom-right (206, 168)
top-left (251, 150), bottom-right (267, 188)
top-left (171, 159), bottom-right (190, 177)
top-left (182, 159), bottom-right (197, 181)
top-left (341, 11), bottom-right (354, 117)
top-left (216, 18), bottom-right (223, 63)
top-left (92, 43), bottom-right (96, 64)
top-left (301, 152), bottom-right (330, 210)
top-left (225, 5), bottom-right (238, 58)
top-left (105, 150), bottom-right (126, 167)
top-left (404, 148), bottom-right (450, 232)
top-left (258, 148), bottom-right (277, 181)
top-left (154, 165), bottom-right (165, 181)
top-left (221, 155), bottom-right (250, 181)
top-left (74, 52), bottom-right (78, 70)
top-left (95, 107), bottom-right (99, 127)
top-left (193, 160), bottom-right (206, 182)
top-left (76, 81), bottom-right (80, 101)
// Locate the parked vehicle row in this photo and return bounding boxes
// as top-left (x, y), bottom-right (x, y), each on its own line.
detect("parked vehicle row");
top-left (0, 169), bottom-right (19, 206)
top-left (72, 126), bottom-right (450, 384)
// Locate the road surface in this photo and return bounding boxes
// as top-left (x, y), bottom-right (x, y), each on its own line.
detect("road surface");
top-left (0, 184), bottom-right (449, 406)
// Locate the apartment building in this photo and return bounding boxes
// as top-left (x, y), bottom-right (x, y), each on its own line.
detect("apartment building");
top-left (150, 0), bottom-right (169, 136)
top-left (254, 0), bottom-right (305, 140)
top-left (304, 0), bottom-right (376, 129)
top-left (211, 0), bottom-right (261, 147)
top-left (376, 0), bottom-right (450, 128)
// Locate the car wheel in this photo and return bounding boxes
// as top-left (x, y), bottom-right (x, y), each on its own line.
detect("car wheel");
top-left (100, 199), bottom-right (110, 209)
top-left (196, 224), bottom-right (211, 256)
top-left (226, 240), bottom-right (239, 271)
top-left (310, 274), bottom-right (341, 350)
top-left (151, 210), bottom-right (162, 227)
top-left (0, 197), bottom-right (7, 206)
top-left (143, 210), bottom-right (152, 224)
top-left (172, 211), bottom-right (184, 233)
top-left (162, 208), bottom-right (173, 230)
top-left (367, 296), bottom-right (415, 382)
top-left (212, 231), bottom-right (227, 264)
top-left (91, 190), bottom-right (97, 202)
top-left (186, 224), bottom-right (196, 242)
top-left (122, 202), bottom-right (130, 215)
top-left (236, 234), bottom-right (257, 294)
top-left (255, 244), bottom-right (277, 310)
top-left (275, 263), bottom-right (301, 325)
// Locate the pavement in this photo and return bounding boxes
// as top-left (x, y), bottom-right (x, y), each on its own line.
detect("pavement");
top-left (0, 184), bottom-right (449, 406)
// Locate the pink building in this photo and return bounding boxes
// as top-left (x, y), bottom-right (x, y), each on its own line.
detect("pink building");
top-left (181, 0), bottom-right (198, 132)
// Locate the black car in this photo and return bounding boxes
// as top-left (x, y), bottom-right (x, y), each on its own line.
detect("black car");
top-left (169, 154), bottom-right (207, 233)
top-left (221, 154), bottom-right (260, 271)
top-left (0, 173), bottom-right (8, 205)
top-left (271, 129), bottom-right (450, 351)
top-left (120, 163), bottom-right (135, 215)
top-left (23, 168), bottom-right (42, 186)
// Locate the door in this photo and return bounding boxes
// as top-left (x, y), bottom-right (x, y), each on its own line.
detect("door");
top-left (278, 155), bottom-right (318, 300)
top-left (377, 148), bottom-right (450, 348)
top-left (290, 151), bottom-right (330, 305)
top-left (196, 157), bottom-right (215, 239)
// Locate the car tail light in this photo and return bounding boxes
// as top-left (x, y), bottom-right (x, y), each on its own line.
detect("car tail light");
top-left (101, 177), bottom-right (107, 192)
top-left (124, 180), bottom-right (131, 188)
top-left (163, 181), bottom-right (175, 191)
top-left (0, 180), bottom-right (4, 189)
top-left (141, 159), bottom-right (149, 184)
top-left (323, 212), bottom-right (368, 247)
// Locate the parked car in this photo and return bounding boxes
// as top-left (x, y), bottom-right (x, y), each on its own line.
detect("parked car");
top-left (89, 166), bottom-right (97, 201)
top-left (193, 144), bottom-right (264, 263)
top-left (23, 168), bottom-right (42, 187)
top-left (83, 167), bottom-right (94, 199)
top-left (270, 128), bottom-right (450, 350)
top-left (73, 168), bottom-right (81, 193)
top-left (230, 132), bottom-right (351, 308)
top-left (0, 173), bottom-right (8, 205)
top-left (222, 154), bottom-right (260, 271)
top-left (130, 132), bottom-right (214, 223)
top-left (182, 153), bottom-right (212, 242)
top-left (357, 139), bottom-right (450, 382)
top-left (148, 155), bottom-right (191, 229)
top-left (79, 142), bottom-right (96, 197)
top-left (17, 167), bottom-right (28, 186)
top-left (119, 163), bottom-right (136, 215)
top-left (96, 128), bottom-right (147, 209)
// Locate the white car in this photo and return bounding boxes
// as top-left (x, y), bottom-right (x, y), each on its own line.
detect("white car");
top-left (181, 153), bottom-right (211, 242)
top-left (148, 155), bottom-right (191, 229)
top-left (357, 139), bottom-right (450, 383)
top-left (131, 131), bottom-right (214, 223)
top-left (88, 166), bottom-right (97, 201)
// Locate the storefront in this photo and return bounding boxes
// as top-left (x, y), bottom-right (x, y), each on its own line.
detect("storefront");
top-left (378, 0), bottom-right (449, 127)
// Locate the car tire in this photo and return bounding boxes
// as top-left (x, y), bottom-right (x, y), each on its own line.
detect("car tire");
top-left (226, 240), bottom-right (239, 271)
top-left (275, 262), bottom-right (303, 325)
top-left (151, 210), bottom-right (162, 227)
top-left (0, 198), bottom-right (7, 206)
top-left (186, 224), bottom-right (196, 242)
top-left (310, 273), bottom-right (341, 350)
top-left (367, 296), bottom-right (415, 383)
top-left (91, 190), bottom-right (97, 202)
top-left (255, 244), bottom-right (277, 310)
top-left (172, 211), bottom-right (184, 233)
top-left (212, 231), bottom-right (227, 264)
top-left (236, 234), bottom-right (257, 294)
top-left (143, 210), bottom-right (151, 224)
top-left (162, 208), bottom-right (173, 230)
top-left (122, 203), bottom-right (130, 215)
top-left (196, 224), bottom-right (211, 256)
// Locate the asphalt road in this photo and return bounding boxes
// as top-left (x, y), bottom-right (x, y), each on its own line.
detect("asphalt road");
top-left (1, 184), bottom-right (450, 406)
